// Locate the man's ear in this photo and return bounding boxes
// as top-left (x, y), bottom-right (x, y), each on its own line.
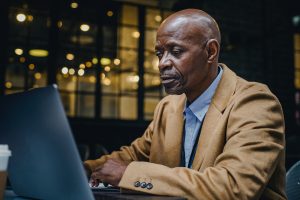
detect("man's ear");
top-left (206, 39), bottom-right (220, 64)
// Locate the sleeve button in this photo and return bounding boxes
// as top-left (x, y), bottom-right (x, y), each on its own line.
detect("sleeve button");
top-left (134, 181), bottom-right (141, 187)
top-left (146, 183), bottom-right (153, 190)
top-left (140, 182), bottom-right (147, 188)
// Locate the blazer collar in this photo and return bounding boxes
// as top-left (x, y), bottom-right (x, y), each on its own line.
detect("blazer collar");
top-left (191, 63), bottom-right (238, 169)
top-left (211, 63), bottom-right (237, 113)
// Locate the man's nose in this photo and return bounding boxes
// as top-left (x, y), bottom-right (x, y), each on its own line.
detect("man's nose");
top-left (158, 53), bottom-right (172, 71)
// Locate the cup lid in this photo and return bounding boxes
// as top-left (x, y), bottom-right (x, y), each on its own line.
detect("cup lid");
top-left (0, 144), bottom-right (11, 156)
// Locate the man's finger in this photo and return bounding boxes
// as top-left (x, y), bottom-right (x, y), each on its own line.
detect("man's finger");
top-left (89, 178), bottom-right (100, 187)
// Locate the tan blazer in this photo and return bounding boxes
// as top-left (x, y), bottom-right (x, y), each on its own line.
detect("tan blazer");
top-left (85, 64), bottom-right (286, 200)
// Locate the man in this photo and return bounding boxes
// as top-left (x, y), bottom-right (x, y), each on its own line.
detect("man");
top-left (84, 9), bottom-right (286, 200)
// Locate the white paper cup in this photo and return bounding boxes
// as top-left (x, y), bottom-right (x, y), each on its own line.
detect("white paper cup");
top-left (0, 145), bottom-right (11, 199)
top-left (0, 145), bottom-right (11, 171)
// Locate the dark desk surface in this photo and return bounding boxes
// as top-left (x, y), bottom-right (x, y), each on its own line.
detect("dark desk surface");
top-left (5, 189), bottom-right (186, 200)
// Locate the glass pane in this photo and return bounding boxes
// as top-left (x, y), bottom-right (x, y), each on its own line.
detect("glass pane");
top-left (101, 72), bottom-right (119, 94)
top-left (30, 14), bottom-right (49, 40)
top-left (119, 49), bottom-right (138, 71)
top-left (146, 8), bottom-right (162, 29)
top-left (119, 26), bottom-right (139, 48)
top-left (144, 73), bottom-right (161, 92)
top-left (29, 71), bottom-right (47, 88)
top-left (120, 96), bottom-right (137, 120)
top-left (5, 63), bottom-right (25, 88)
top-left (295, 52), bottom-right (300, 69)
top-left (120, 72), bottom-right (139, 92)
top-left (145, 29), bottom-right (156, 51)
top-left (60, 92), bottom-right (76, 117)
top-left (78, 71), bottom-right (95, 92)
top-left (102, 95), bottom-right (118, 118)
top-left (57, 73), bottom-right (77, 92)
top-left (121, 5), bottom-right (138, 25)
top-left (102, 25), bottom-right (117, 51)
top-left (144, 97), bottom-right (160, 120)
top-left (144, 51), bottom-right (159, 73)
top-left (77, 94), bottom-right (95, 118)
top-left (295, 34), bottom-right (300, 50)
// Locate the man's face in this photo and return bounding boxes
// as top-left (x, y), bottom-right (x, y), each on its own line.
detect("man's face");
top-left (155, 18), bottom-right (211, 100)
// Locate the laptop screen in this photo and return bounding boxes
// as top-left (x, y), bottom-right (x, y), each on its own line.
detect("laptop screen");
top-left (0, 85), bottom-right (94, 200)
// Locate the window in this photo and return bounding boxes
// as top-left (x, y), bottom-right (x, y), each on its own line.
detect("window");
top-left (5, 5), bottom-right (49, 94)
top-left (3, 1), bottom-right (172, 121)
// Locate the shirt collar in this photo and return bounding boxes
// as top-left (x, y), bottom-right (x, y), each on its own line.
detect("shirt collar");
top-left (184, 66), bottom-right (223, 121)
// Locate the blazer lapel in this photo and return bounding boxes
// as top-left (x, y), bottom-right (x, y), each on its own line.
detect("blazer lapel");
top-left (191, 105), bottom-right (222, 169)
top-left (191, 64), bottom-right (237, 170)
top-left (163, 95), bottom-right (186, 168)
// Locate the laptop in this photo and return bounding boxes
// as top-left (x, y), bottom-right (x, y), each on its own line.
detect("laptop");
top-left (0, 85), bottom-right (95, 200)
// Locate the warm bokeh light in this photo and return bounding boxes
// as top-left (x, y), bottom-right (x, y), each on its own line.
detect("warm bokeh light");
top-left (66, 53), bottom-right (75, 61)
top-left (61, 67), bottom-right (68, 74)
top-left (132, 31), bottom-right (140, 38)
top-left (92, 57), bottom-right (98, 64)
top-left (89, 76), bottom-right (96, 83)
top-left (127, 75), bottom-right (139, 83)
top-left (5, 81), bottom-right (12, 89)
top-left (34, 72), bottom-right (42, 80)
top-left (27, 15), bottom-right (34, 22)
top-left (79, 63), bottom-right (85, 69)
top-left (69, 68), bottom-right (75, 75)
top-left (86, 61), bottom-right (92, 68)
top-left (29, 49), bottom-right (48, 57)
top-left (15, 48), bottom-right (23, 56)
top-left (113, 58), bottom-right (121, 65)
top-left (70, 2), bottom-right (78, 9)
top-left (57, 21), bottom-right (63, 28)
top-left (104, 66), bottom-right (111, 72)
top-left (102, 78), bottom-right (111, 86)
top-left (78, 69), bottom-right (85, 76)
top-left (19, 57), bottom-right (26, 63)
top-left (100, 58), bottom-right (111, 65)
top-left (16, 13), bottom-right (26, 22)
top-left (28, 63), bottom-right (35, 70)
top-left (107, 11), bottom-right (114, 17)
top-left (80, 24), bottom-right (90, 32)
top-left (155, 15), bottom-right (162, 22)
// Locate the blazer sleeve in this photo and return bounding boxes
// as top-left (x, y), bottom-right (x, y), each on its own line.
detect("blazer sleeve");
top-left (83, 98), bottom-right (165, 172)
top-left (118, 88), bottom-right (285, 200)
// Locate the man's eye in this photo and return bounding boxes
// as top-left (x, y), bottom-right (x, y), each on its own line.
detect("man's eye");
top-left (155, 51), bottom-right (163, 58)
top-left (172, 49), bottom-right (182, 56)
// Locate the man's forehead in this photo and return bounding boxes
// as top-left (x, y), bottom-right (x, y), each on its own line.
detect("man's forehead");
top-left (155, 39), bottom-right (186, 48)
top-left (156, 22), bottom-right (204, 47)
top-left (157, 16), bottom-right (208, 39)
top-left (158, 16), bottom-right (191, 35)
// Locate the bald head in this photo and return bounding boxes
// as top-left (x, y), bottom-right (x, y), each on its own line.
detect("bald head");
top-left (155, 9), bottom-right (221, 101)
top-left (158, 9), bottom-right (221, 44)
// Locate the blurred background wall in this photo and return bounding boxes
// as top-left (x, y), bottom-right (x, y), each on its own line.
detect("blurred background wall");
top-left (0, 0), bottom-right (299, 169)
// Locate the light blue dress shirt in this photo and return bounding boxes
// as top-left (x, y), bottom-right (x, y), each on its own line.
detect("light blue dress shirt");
top-left (183, 67), bottom-right (223, 167)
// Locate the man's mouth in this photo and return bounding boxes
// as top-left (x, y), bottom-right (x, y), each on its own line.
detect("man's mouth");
top-left (160, 76), bottom-right (179, 88)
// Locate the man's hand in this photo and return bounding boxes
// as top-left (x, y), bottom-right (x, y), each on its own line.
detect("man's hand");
top-left (90, 158), bottom-right (128, 187)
